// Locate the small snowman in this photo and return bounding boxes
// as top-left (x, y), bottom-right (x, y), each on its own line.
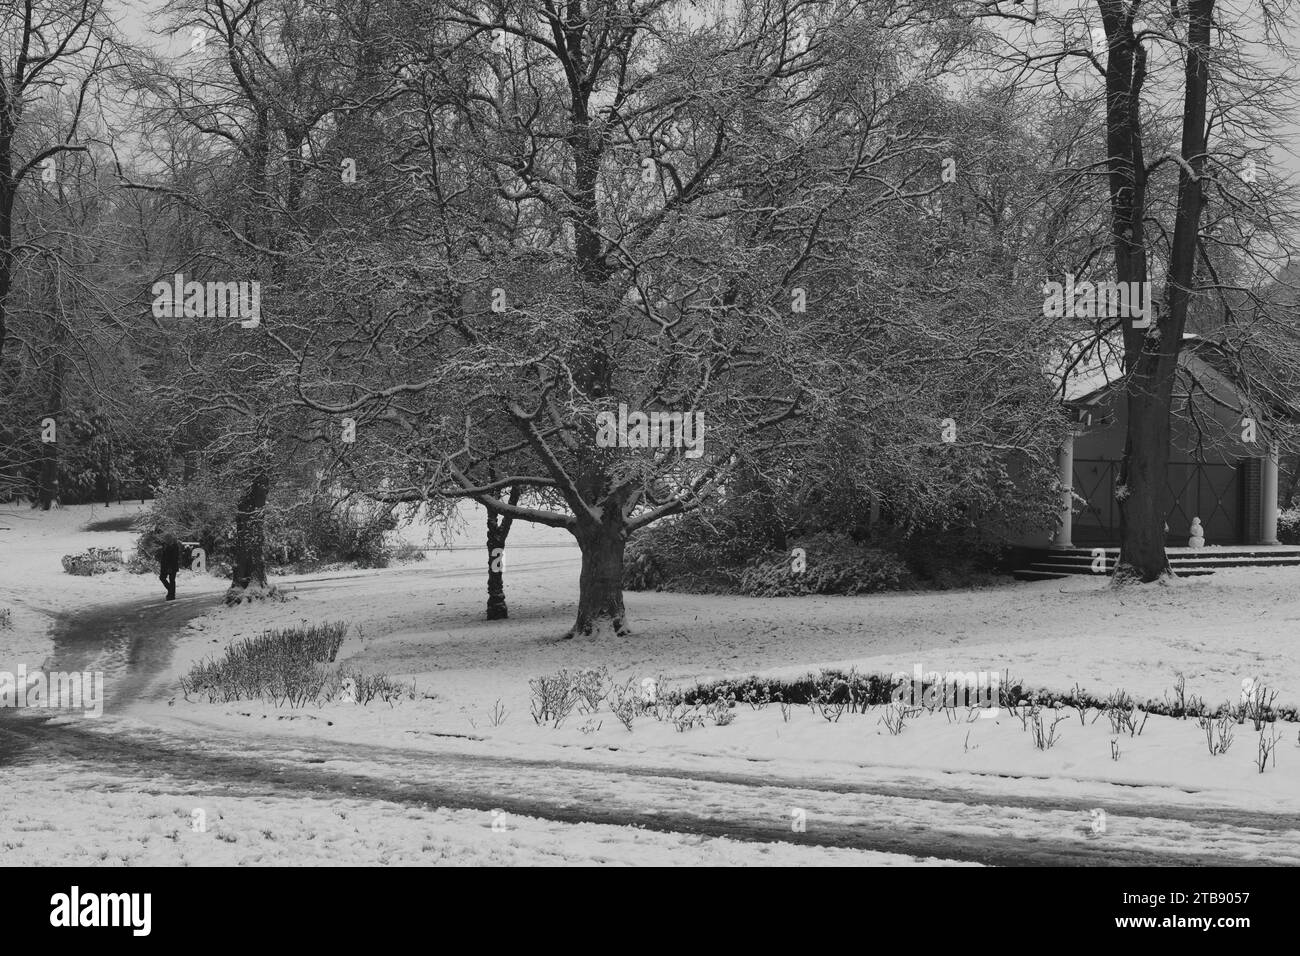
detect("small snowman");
top-left (339, 676), bottom-right (357, 704)
top-left (1188, 517), bottom-right (1206, 549)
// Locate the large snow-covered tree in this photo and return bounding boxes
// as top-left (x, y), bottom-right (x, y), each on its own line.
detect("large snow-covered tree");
top-left (274, 0), bottom-right (1065, 636)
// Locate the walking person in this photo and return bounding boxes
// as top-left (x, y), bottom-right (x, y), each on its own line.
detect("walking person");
top-left (156, 534), bottom-right (181, 601)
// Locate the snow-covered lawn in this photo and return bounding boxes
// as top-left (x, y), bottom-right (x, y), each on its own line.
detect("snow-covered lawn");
top-left (4, 501), bottom-right (1300, 864)
top-left (1, 762), bottom-right (952, 866)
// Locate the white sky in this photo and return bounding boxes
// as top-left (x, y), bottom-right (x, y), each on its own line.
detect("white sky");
top-left (105, 0), bottom-right (1300, 192)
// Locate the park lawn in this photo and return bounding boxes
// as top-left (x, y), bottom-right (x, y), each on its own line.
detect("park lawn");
top-left (5, 502), bottom-right (1300, 866)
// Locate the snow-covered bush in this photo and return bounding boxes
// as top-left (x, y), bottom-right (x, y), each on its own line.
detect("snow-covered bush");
top-left (133, 478), bottom-right (234, 564)
top-left (607, 681), bottom-right (639, 731)
top-left (1278, 507), bottom-right (1300, 544)
top-left (738, 533), bottom-right (914, 596)
top-left (124, 551), bottom-right (155, 574)
top-left (60, 552), bottom-right (121, 576)
top-left (528, 672), bottom-right (581, 728)
top-left (178, 621), bottom-right (349, 706)
top-left (710, 697), bottom-right (736, 726)
top-left (873, 524), bottom-right (1009, 590)
top-left (389, 541), bottom-right (426, 563)
top-left (528, 667), bottom-right (615, 728)
top-left (622, 510), bottom-right (765, 593)
top-left (626, 510), bottom-right (1010, 595)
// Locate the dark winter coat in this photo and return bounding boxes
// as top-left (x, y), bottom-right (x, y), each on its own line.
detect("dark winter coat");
top-left (156, 536), bottom-right (182, 574)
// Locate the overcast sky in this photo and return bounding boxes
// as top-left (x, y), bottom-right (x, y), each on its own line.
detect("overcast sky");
top-left (105, 0), bottom-right (1300, 200)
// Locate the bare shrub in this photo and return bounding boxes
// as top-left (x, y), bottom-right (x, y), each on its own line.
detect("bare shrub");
top-left (1104, 690), bottom-right (1149, 737)
top-left (1029, 708), bottom-right (1067, 750)
top-left (1257, 727), bottom-right (1280, 773)
top-left (1199, 714), bottom-right (1234, 756)
top-left (1242, 679), bottom-right (1279, 731)
top-left (811, 681), bottom-right (850, 723)
top-left (340, 671), bottom-right (418, 706)
top-left (671, 703), bottom-right (705, 732)
top-left (879, 703), bottom-right (919, 736)
top-left (529, 673), bottom-right (579, 728)
top-left (742, 686), bottom-right (773, 710)
top-left (573, 666), bottom-right (610, 715)
top-left (607, 682), bottom-right (638, 732)
top-left (777, 695), bottom-right (794, 723)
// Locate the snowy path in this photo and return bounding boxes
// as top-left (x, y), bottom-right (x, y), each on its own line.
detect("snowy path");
top-left (6, 706), bottom-right (1298, 865)
top-left (3, 593), bottom-right (1298, 865)
top-left (6, 502), bottom-right (1300, 865)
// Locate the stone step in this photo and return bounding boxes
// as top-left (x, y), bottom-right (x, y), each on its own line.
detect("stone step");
top-left (1046, 555), bottom-right (1300, 568)
top-left (1167, 555), bottom-right (1300, 568)
top-left (1048, 546), bottom-right (1300, 558)
top-left (1011, 545), bottom-right (1300, 582)
top-left (1021, 562), bottom-right (1216, 578)
top-left (1010, 569), bottom-right (1071, 582)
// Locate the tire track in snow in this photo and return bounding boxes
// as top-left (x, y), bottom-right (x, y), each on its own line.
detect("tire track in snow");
top-left (4, 714), bottom-right (1297, 866)
top-left (3, 590), bottom-right (1297, 865)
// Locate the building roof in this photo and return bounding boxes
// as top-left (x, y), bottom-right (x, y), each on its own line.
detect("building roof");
top-left (1050, 334), bottom-right (1300, 421)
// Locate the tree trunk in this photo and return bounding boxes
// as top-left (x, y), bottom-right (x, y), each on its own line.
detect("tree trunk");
top-left (1115, 379), bottom-right (1176, 581)
top-left (38, 436), bottom-right (57, 510)
top-left (97, 430), bottom-right (111, 508)
top-left (230, 471), bottom-right (270, 591)
top-left (486, 510), bottom-right (509, 620)
top-left (484, 483), bottom-right (520, 620)
top-left (38, 344), bottom-right (63, 511)
top-left (569, 522), bottom-right (629, 639)
top-left (1107, 0), bottom-right (1215, 584)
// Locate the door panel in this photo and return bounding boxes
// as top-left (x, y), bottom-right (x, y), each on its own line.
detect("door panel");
top-left (1072, 459), bottom-right (1240, 546)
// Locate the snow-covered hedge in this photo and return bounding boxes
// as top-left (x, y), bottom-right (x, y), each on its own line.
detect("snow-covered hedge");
top-left (60, 548), bottom-right (125, 576)
top-left (738, 533), bottom-right (914, 596)
top-left (1278, 507), bottom-right (1300, 545)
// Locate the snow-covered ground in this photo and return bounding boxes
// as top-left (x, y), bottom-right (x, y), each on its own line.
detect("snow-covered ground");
top-left (3, 500), bottom-right (1300, 865)
top-left (2, 761), bottom-right (953, 866)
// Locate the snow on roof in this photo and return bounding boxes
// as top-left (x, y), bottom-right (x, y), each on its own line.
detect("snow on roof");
top-left (1048, 339), bottom-right (1125, 403)
top-left (1049, 334), bottom-right (1212, 404)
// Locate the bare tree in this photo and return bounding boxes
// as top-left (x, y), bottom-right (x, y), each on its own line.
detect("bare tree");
top-left (126, 0), bottom-right (370, 595)
top-left (279, 0), bottom-right (1062, 637)
top-left (982, 0), bottom-right (1300, 581)
top-left (0, 0), bottom-right (117, 374)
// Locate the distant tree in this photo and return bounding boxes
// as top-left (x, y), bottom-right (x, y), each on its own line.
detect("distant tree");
top-left (0, 0), bottom-right (118, 374)
top-left (127, 0), bottom-right (370, 595)
top-left (986, 0), bottom-right (1300, 582)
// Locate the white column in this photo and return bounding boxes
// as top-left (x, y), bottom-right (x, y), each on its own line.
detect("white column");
top-left (1053, 430), bottom-right (1075, 548)
top-left (1262, 441), bottom-right (1280, 545)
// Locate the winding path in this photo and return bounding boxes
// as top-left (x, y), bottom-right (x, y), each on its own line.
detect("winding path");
top-left (3, 588), bottom-right (1298, 866)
